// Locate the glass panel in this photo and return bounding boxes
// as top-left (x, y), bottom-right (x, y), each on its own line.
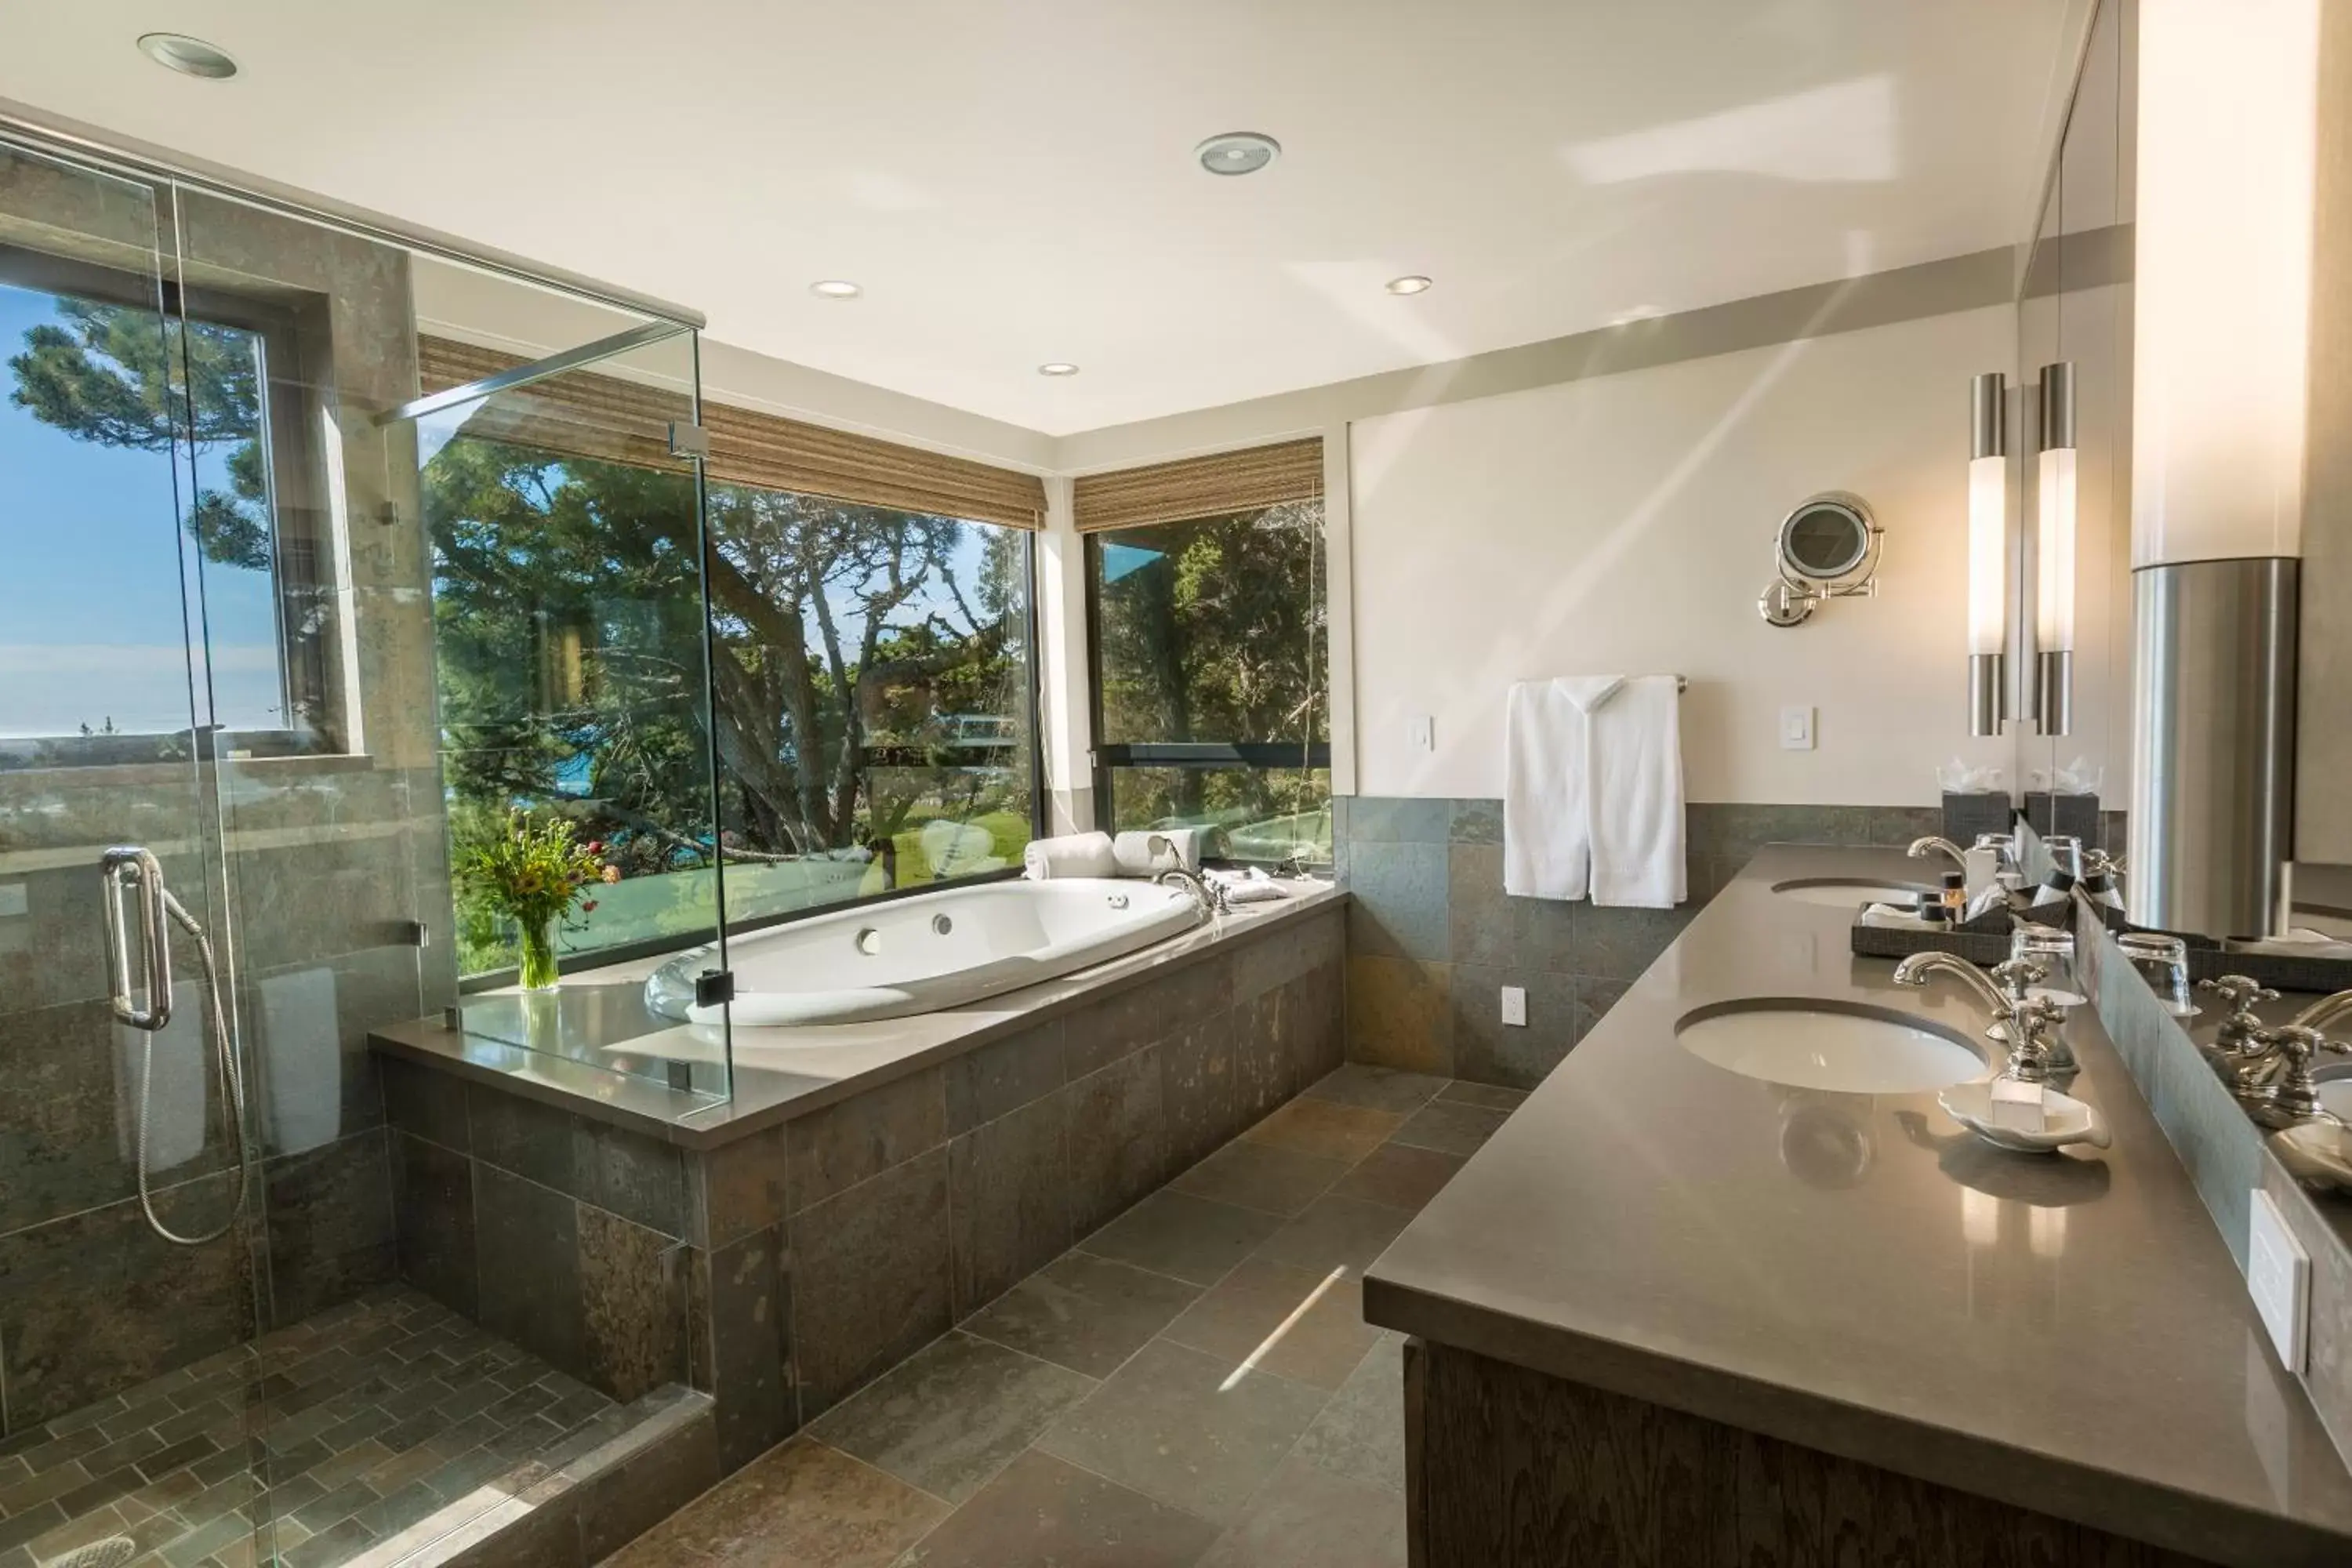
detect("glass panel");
top-left (416, 324), bottom-right (732, 1093)
top-left (1104, 765), bottom-right (1334, 867)
top-left (705, 493), bottom-right (1037, 924)
top-left (0, 140), bottom-right (271, 1564)
top-left (1091, 497), bottom-right (1329, 862)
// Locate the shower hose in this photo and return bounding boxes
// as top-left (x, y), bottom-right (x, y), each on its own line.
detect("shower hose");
top-left (136, 888), bottom-right (252, 1247)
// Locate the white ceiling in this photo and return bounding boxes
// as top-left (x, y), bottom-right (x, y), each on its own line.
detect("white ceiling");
top-left (0, 2), bottom-right (2076, 437)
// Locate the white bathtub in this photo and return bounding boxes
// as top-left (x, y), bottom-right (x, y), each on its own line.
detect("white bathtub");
top-left (642, 878), bottom-right (1207, 1027)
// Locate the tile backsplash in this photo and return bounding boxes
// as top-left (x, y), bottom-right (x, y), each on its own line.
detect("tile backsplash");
top-left (1335, 798), bottom-right (1941, 1089)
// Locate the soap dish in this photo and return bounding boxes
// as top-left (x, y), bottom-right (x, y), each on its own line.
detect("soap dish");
top-left (1937, 1081), bottom-right (2111, 1154)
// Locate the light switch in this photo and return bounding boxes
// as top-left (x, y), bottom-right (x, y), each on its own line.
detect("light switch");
top-left (1500, 985), bottom-right (1527, 1027)
top-left (1779, 706), bottom-right (1817, 750)
top-left (2249, 1189), bottom-right (2310, 1371)
top-left (1407, 714), bottom-right (1435, 752)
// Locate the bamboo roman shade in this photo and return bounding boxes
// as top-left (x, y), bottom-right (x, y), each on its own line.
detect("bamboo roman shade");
top-left (417, 336), bottom-right (1045, 528)
top-left (1071, 437), bottom-right (1324, 534)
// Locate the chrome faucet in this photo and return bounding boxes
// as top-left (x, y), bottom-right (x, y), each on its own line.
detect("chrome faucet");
top-left (2287, 987), bottom-right (2352, 1034)
top-left (1907, 836), bottom-right (1969, 878)
top-left (1155, 866), bottom-right (1229, 916)
top-left (2236, 1022), bottom-right (2348, 1129)
top-left (1893, 952), bottom-right (2072, 1083)
top-left (2197, 974), bottom-right (2281, 1089)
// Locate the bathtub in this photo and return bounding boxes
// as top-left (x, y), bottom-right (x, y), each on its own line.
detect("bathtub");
top-left (642, 878), bottom-right (1207, 1027)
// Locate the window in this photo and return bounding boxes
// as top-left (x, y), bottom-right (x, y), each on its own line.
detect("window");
top-left (0, 245), bottom-right (336, 764)
top-left (416, 336), bottom-right (1041, 977)
top-left (1086, 477), bottom-right (1330, 868)
top-left (701, 481), bottom-right (1036, 924)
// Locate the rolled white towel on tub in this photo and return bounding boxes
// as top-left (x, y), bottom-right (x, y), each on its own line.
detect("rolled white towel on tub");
top-left (1111, 831), bottom-right (1178, 877)
top-left (1023, 831), bottom-right (1117, 880)
top-left (1152, 827), bottom-right (1208, 873)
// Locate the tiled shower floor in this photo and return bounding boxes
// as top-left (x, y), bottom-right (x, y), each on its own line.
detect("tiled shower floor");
top-left (603, 1065), bottom-right (1523, 1568)
top-left (0, 1288), bottom-right (617, 1568)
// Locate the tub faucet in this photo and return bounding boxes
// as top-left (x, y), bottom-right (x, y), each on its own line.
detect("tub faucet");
top-left (1156, 866), bottom-right (1229, 916)
top-left (1892, 951), bottom-right (2071, 1083)
top-left (1907, 837), bottom-right (1969, 877)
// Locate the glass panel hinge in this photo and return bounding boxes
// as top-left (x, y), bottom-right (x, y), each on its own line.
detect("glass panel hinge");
top-left (669, 422), bottom-right (710, 460)
top-left (694, 969), bottom-right (735, 1007)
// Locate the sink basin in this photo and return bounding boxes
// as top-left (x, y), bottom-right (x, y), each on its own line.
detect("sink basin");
top-left (1770, 877), bottom-right (1934, 909)
top-left (1678, 1000), bottom-right (1987, 1094)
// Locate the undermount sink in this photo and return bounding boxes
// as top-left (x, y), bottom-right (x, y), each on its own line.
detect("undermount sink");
top-left (1770, 877), bottom-right (1933, 909)
top-left (1678, 999), bottom-right (1988, 1094)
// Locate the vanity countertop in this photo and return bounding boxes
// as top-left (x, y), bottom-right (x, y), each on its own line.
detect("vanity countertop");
top-left (1362, 844), bottom-right (2352, 1566)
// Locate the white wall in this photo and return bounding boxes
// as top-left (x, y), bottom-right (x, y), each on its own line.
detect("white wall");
top-left (1348, 303), bottom-right (2018, 804)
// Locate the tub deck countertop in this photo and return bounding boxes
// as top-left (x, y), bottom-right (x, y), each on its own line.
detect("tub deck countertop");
top-left (368, 880), bottom-right (1343, 1149)
top-left (1363, 844), bottom-right (2352, 1568)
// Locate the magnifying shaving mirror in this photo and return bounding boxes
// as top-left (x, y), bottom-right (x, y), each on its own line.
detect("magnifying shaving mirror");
top-left (1759, 492), bottom-right (1883, 628)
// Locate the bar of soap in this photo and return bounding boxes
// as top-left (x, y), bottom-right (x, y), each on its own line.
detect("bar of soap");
top-left (1989, 1077), bottom-right (2047, 1135)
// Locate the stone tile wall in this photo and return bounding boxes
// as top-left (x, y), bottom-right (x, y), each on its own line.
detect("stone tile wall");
top-left (1335, 798), bottom-right (1942, 1089)
top-left (382, 903), bottom-right (1346, 1481)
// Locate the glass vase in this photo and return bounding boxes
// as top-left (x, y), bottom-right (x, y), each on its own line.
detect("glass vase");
top-left (517, 916), bottom-right (561, 991)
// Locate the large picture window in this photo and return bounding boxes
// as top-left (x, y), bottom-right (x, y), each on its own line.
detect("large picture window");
top-left (1083, 442), bottom-right (1329, 868)
top-left (418, 337), bottom-right (1040, 977)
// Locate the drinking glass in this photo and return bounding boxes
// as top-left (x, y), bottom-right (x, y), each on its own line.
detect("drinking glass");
top-left (2118, 931), bottom-right (2195, 1016)
top-left (2010, 924), bottom-right (2083, 1007)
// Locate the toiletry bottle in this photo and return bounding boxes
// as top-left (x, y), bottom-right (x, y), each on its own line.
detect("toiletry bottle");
top-left (2079, 851), bottom-right (2128, 912)
top-left (1941, 871), bottom-right (1967, 917)
top-left (1921, 896), bottom-right (1952, 930)
top-left (2028, 866), bottom-right (2076, 911)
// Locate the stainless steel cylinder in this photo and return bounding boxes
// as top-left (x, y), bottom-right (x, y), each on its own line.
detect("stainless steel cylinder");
top-left (1969, 652), bottom-right (2005, 738)
top-left (2037, 648), bottom-right (2073, 737)
top-left (2038, 361), bottom-right (2076, 452)
top-left (2128, 557), bottom-right (2299, 938)
top-left (1971, 372), bottom-right (2005, 462)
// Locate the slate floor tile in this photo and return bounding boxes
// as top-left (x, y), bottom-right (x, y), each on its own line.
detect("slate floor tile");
top-left (1160, 1259), bottom-right (1382, 1392)
top-left (1036, 1340), bottom-right (1331, 1525)
top-left (1251, 1197), bottom-right (1413, 1279)
top-left (1238, 1100), bottom-right (1403, 1166)
top-left (1388, 1101), bottom-right (1509, 1156)
top-left (1298, 1065), bottom-right (1448, 1116)
top-left (1168, 1142), bottom-right (1348, 1218)
top-left (1078, 1191), bottom-right (1283, 1287)
top-left (960, 1254), bottom-right (1201, 1379)
top-left (894, 1449), bottom-right (1219, 1568)
top-left (809, 1332), bottom-right (1096, 1505)
top-left (1195, 1452), bottom-right (1407, 1568)
top-left (627, 1438), bottom-right (946, 1567)
top-left (1327, 1144), bottom-right (1465, 1214)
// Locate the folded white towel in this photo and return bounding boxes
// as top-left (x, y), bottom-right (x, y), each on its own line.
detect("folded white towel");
top-left (1111, 831), bottom-right (1178, 877)
top-left (1143, 827), bottom-right (1214, 879)
top-left (1586, 675), bottom-right (1685, 908)
top-left (1206, 867), bottom-right (1287, 905)
top-left (1023, 831), bottom-right (1116, 880)
top-left (1860, 902), bottom-right (1930, 928)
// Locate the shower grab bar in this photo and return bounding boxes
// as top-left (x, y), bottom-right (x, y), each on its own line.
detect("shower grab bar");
top-left (100, 846), bottom-right (172, 1031)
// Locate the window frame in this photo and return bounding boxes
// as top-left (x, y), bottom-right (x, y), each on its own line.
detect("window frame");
top-left (1080, 516), bottom-right (1331, 855)
top-left (0, 241), bottom-right (338, 764)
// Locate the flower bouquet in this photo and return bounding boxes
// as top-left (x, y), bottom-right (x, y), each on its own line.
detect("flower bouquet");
top-left (459, 811), bottom-right (603, 990)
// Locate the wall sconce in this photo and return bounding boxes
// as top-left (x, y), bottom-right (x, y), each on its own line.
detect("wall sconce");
top-left (2035, 361), bottom-right (2077, 735)
top-left (1967, 372), bottom-right (2007, 735)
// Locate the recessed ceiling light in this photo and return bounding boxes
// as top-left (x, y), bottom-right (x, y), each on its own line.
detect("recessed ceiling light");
top-left (137, 33), bottom-right (238, 79)
top-left (809, 279), bottom-right (862, 299)
top-left (1385, 275), bottom-right (1433, 296)
top-left (1195, 132), bottom-right (1280, 177)
top-left (1037, 363), bottom-right (1080, 378)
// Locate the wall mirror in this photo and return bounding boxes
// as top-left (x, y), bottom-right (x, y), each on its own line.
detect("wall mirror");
top-left (1758, 492), bottom-right (1882, 627)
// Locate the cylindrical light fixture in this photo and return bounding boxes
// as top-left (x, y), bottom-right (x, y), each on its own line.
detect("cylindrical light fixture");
top-left (1967, 372), bottom-right (2007, 736)
top-left (2035, 361), bottom-right (2077, 736)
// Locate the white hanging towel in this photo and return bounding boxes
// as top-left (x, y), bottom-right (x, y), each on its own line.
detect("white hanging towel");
top-left (1504, 676), bottom-right (1621, 899)
top-left (1586, 675), bottom-right (1686, 909)
top-left (1504, 675), bottom-right (1686, 907)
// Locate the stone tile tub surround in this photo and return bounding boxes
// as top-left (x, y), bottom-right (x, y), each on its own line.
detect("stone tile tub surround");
top-left (1336, 797), bottom-right (1941, 1088)
top-left (1364, 843), bottom-right (2352, 1565)
top-left (377, 900), bottom-right (1345, 1483)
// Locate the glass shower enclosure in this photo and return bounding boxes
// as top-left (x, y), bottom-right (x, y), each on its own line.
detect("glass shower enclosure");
top-left (0, 126), bottom-right (726, 1568)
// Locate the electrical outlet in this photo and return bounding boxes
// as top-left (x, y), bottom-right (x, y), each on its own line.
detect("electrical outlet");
top-left (1779, 705), bottom-right (1817, 750)
top-left (2250, 1189), bottom-right (2310, 1371)
top-left (1500, 985), bottom-right (1527, 1027)
top-left (1407, 714), bottom-right (1435, 752)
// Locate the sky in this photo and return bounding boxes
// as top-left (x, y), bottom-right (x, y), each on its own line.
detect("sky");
top-left (0, 283), bottom-right (286, 739)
